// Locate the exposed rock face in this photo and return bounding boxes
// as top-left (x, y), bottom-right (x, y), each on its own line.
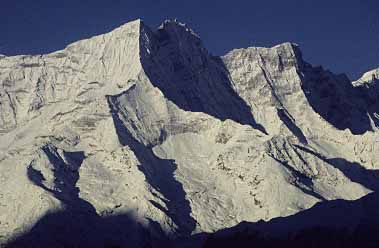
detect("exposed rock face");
top-left (0, 19), bottom-right (378, 247)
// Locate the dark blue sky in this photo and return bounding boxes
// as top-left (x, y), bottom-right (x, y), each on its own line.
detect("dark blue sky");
top-left (1, 0), bottom-right (378, 79)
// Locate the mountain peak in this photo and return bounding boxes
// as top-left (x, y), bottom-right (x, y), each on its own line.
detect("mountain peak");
top-left (158, 19), bottom-right (201, 39)
top-left (353, 68), bottom-right (379, 86)
top-left (118, 18), bottom-right (142, 27)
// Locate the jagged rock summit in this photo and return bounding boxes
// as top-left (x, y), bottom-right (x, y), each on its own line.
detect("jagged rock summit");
top-left (1, 19), bottom-right (379, 247)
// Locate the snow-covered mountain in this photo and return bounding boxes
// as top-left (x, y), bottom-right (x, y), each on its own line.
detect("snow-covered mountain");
top-left (1, 19), bottom-right (378, 247)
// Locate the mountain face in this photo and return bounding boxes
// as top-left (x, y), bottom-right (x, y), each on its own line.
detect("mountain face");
top-left (0, 19), bottom-right (378, 247)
